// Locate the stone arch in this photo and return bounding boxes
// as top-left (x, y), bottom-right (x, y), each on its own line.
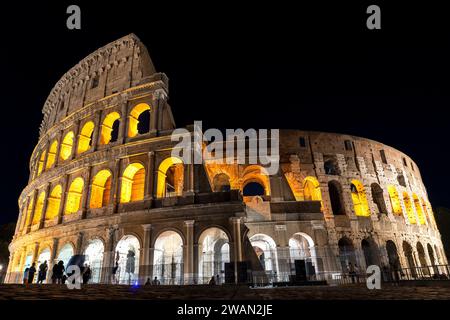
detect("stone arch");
top-left (45, 140), bottom-right (58, 169)
top-left (338, 237), bottom-right (357, 271)
top-left (249, 233), bottom-right (278, 275)
top-left (57, 242), bottom-right (74, 266)
top-left (77, 121), bottom-right (95, 154)
top-left (156, 156), bottom-right (184, 198)
top-left (128, 103), bottom-right (151, 137)
top-left (60, 131), bottom-right (74, 161)
top-left (416, 242), bottom-right (429, 276)
top-left (289, 232), bottom-right (318, 275)
top-left (241, 165), bottom-right (271, 196)
top-left (198, 227), bottom-right (230, 284)
top-left (427, 243), bottom-right (436, 266)
top-left (387, 185), bottom-right (403, 216)
top-left (303, 176), bottom-right (322, 202)
top-left (403, 192), bottom-right (417, 224)
top-left (32, 191), bottom-right (46, 225)
top-left (84, 238), bottom-right (105, 283)
top-left (114, 235), bottom-right (141, 284)
top-left (36, 149), bottom-right (47, 177)
top-left (65, 177), bottom-right (84, 214)
top-left (361, 238), bottom-right (380, 267)
top-left (152, 230), bottom-right (184, 285)
top-left (328, 180), bottom-right (346, 215)
top-left (412, 194), bottom-right (426, 225)
top-left (402, 241), bottom-right (417, 278)
top-left (212, 173), bottom-right (231, 192)
top-left (45, 185), bottom-right (62, 220)
top-left (350, 180), bottom-right (370, 217)
top-left (386, 240), bottom-right (401, 270)
top-left (90, 169), bottom-right (112, 208)
top-left (100, 111), bottom-right (121, 145)
top-left (370, 183), bottom-right (387, 215)
top-left (120, 163), bottom-right (145, 203)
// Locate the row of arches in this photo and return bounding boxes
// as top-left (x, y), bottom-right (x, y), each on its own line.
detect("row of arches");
top-left (33, 103), bottom-right (152, 180)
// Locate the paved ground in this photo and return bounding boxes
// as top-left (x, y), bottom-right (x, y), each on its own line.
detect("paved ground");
top-left (1, 283), bottom-right (450, 300)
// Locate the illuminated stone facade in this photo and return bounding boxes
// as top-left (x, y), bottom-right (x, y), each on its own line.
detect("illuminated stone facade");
top-left (5, 34), bottom-right (448, 285)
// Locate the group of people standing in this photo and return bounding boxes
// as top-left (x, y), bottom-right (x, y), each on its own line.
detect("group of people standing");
top-left (22, 260), bottom-right (93, 285)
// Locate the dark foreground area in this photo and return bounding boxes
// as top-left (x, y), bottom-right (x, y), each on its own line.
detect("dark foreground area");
top-left (1, 283), bottom-right (450, 300)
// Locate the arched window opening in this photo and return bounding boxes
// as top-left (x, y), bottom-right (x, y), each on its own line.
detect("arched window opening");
top-left (386, 240), bottom-right (401, 270)
top-left (100, 112), bottom-right (121, 145)
top-left (84, 239), bottom-right (104, 284)
top-left (361, 239), bottom-right (379, 267)
top-left (156, 157), bottom-right (184, 198)
top-left (57, 244), bottom-right (74, 268)
top-left (65, 177), bottom-right (84, 214)
top-left (403, 192), bottom-right (416, 224)
top-left (324, 157), bottom-right (340, 175)
top-left (45, 185), bottom-right (62, 221)
top-left (416, 242), bottom-right (430, 276)
top-left (198, 228), bottom-right (230, 284)
top-left (338, 238), bottom-right (357, 272)
top-left (36, 150), bottom-right (47, 177)
top-left (24, 197), bottom-right (35, 228)
top-left (32, 191), bottom-right (46, 225)
top-left (137, 109), bottom-right (150, 134)
top-left (36, 248), bottom-right (51, 282)
top-left (387, 185), bottom-right (403, 216)
top-left (397, 173), bottom-right (407, 187)
top-left (328, 181), bottom-right (345, 215)
top-left (77, 121), bottom-right (95, 154)
top-left (243, 181), bottom-right (265, 196)
top-left (250, 234), bottom-right (278, 277)
top-left (45, 141), bottom-right (58, 169)
top-left (371, 183), bottom-right (387, 215)
top-left (153, 231), bottom-right (184, 285)
top-left (303, 177), bottom-right (322, 202)
top-left (60, 132), bottom-right (74, 161)
top-left (120, 163), bottom-right (145, 203)
top-left (413, 194), bottom-right (426, 225)
top-left (403, 241), bottom-right (417, 278)
top-left (114, 235), bottom-right (140, 285)
top-left (90, 170), bottom-right (112, 208)
top-left (350, 180), bottom-right (370, 217)
top-left (128, 103), bottom-right (151, 138)
top-left (289, 233), bottom-right (317, 280)
top-left (212, 173), bottom-right (231, 192)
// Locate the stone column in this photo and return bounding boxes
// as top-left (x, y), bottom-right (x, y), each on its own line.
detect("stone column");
top-left (91, 111), bottom-right (102, 151)
top-left (119, 101), bottom-right (128, 143)
top-left (70, 120), bottom-right (81, 160)
top-left (26, 191), bottom-right (38, 234)
top-left (109, 159), bottom-right (121, 213)
top-left (230, 217), bottom-right (243, 284)
top-left (151, 88), bottom-right (168, 133)
top-left (140, 224), bottom-right (152, 284)
top-left (81, 166), bottom-right (93, 219)
top-left (39, 183), bottom-right (52, 229)
top-left (184, 220), bottom-right (195, 284)
top-left (54, 130), bottom-right (63, 167)
top-left (145, 151), bottom-right (155, 201)
top-left (57, 174), bottom-right (70, 224)
top-left (5, 252), bottom-right (15, 284)
top-left (101, 227), bottom-right (116, 284)
top-left (47, 238), bottom-right (59, 283)
top-left (75, 232), bottom-right (84, 255)
top-left (32, 242), bottom-right (40, 266)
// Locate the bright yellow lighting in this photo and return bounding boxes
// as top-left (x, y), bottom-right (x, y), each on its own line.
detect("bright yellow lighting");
top-left (403, 192), bottom-right (416, 224)
top-left (100, 112), bottom-right (120, 145)
top-left (413, 194), bottom-right (426, 225)
top-left (65, 177), bottom-right (84, 214)
top-left (45, 185), bottom-right (62, 220)
top-left (45, 140), bottom-right (58, 169)
top-left (32, 191), bottom-right (46, 225)
top-left (128, 103), bottom-right (150, 137)
top-left (60, 132), bottom-right (74, 161)
top-left (90, 170), bottom-right (112, 208)
top-left (387, 185), bottom-right (403, 215)
top-left (351, 180), bottom-right (370, 217)
top-left (36, 150), bottom-right (47, 177)
top-left (77, 121), bottom-right (95, 154)
top-left (156, 157), bottom-right (183, 198)
top-left (120, 163), bottom-right (145, 203)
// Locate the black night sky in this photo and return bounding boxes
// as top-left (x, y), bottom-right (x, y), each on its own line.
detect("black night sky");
top-left (0, 1), bottom-right (449, 225)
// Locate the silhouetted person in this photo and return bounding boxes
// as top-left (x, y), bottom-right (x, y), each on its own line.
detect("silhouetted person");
top-left (37, 261), bottom-right (48, 284)
top-left (28, 263), bottom-right (36, 284)
top-left (209, 275), bottom-right (216, 285)
top-left (151, 276), bottom-right (160, 285)
top-left (82, 264), bottom-right (92, 284)
top-left (112, 261), bottom-right (119, 284)
top-left (54, 260), bottom-right (65, 284)
top-left (145, 277), bottom-right (151, 285)
top-left (348, 262), bottom-right (356, 284)
top-left (23, 267), bottom-right (29, 285)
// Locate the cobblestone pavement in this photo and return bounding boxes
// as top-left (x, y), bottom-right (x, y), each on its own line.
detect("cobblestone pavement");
top-left (1, 284), bottom-right (450, 300)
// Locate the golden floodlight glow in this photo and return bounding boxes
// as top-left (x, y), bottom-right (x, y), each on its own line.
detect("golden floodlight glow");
top-left (303, 176), bottom-right (322, 202)
top-left (45, 185), bottom-right (62, 220)
top-left (350, 180), bottom-right (370, 217)
top-left (156, 157), bottom-right (183, 198)
top-left (60, 131), bottom-right (74, 161)
top-left (403, 192), bottom-right (417, 224)
top-left (100, 112), bottom-right (120, 145)
top-left (90, 170), bottom-right (112, 208)
top-left (45, 140), bottom-right (58, 169)
top-left (387, 185), bottom-right (403, 216)
top-left (128, 103), bottom-right (150, 138)
top-left (241, 165), bottom-right (271, 197)
top-left (413, 194), bottom-right (426, 225)
top-left (32, 191), bottom-right (46, 225)
top-left (77, 121), bottom-right (95, 154)
top-left (36, 149), bottom-right (47, 177)
top-left (65, 177), bottom-right (84, 214)
top-left (120, 163), bottom-right (145, 203)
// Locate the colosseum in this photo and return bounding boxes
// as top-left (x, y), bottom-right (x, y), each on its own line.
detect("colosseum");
top-left (4, 34), bottom-right (448, 286)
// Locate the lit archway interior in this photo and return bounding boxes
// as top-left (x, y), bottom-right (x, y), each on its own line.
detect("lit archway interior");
top-left (250, 234), bottom-right (278, 274)
top-left (128, 103), bottom-right (151, 137)
top-left (32, 191), bottom-right (46, 226)
top-left (45, 185), bottom-right (62, 221)
top-left (212, 173), bottom-right (231, 192)
top-left (37, 248), bottom-right (51, 282)
top-left (120, 163), bottom-right (145, 203)
top-left (412, 194), bottom-right (426, 225)
top-left (65, 177), bottom-right (84, 214)
top-left (57, 243), bottom-right (74, 267)
top-left (114, 235), bottom-right (140, 284)
top-left (241, 165), bottom-right (271, 197)
top-left (60, 131), bottom-right (74, 161)
top-left (84, 239), bottom-right (104, 283)
top-left (198, 227), bottom-right (230, 284)
top-left (45, 140), bottom-right (58, 169)
top-left (77, 121), bottom-right (95, 154)
top-left (403, 192), bottom-right (417, 224)
top-left (156, 157), bottom-right (184, 198)
top-left (350, 180), bottom-right (370, 217)
top-left (90, 170), bottom-right (112, 208)
top-left (387, 185), bottom-right (403, 216)
top-left (153, 231), bottom-right (184, 285)
top-left (24, 197), bottom-right (35, 229)
top-left (36, 149), bottom-right (47, 177)
top-left (100, 112), bottom-right (120, 145)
